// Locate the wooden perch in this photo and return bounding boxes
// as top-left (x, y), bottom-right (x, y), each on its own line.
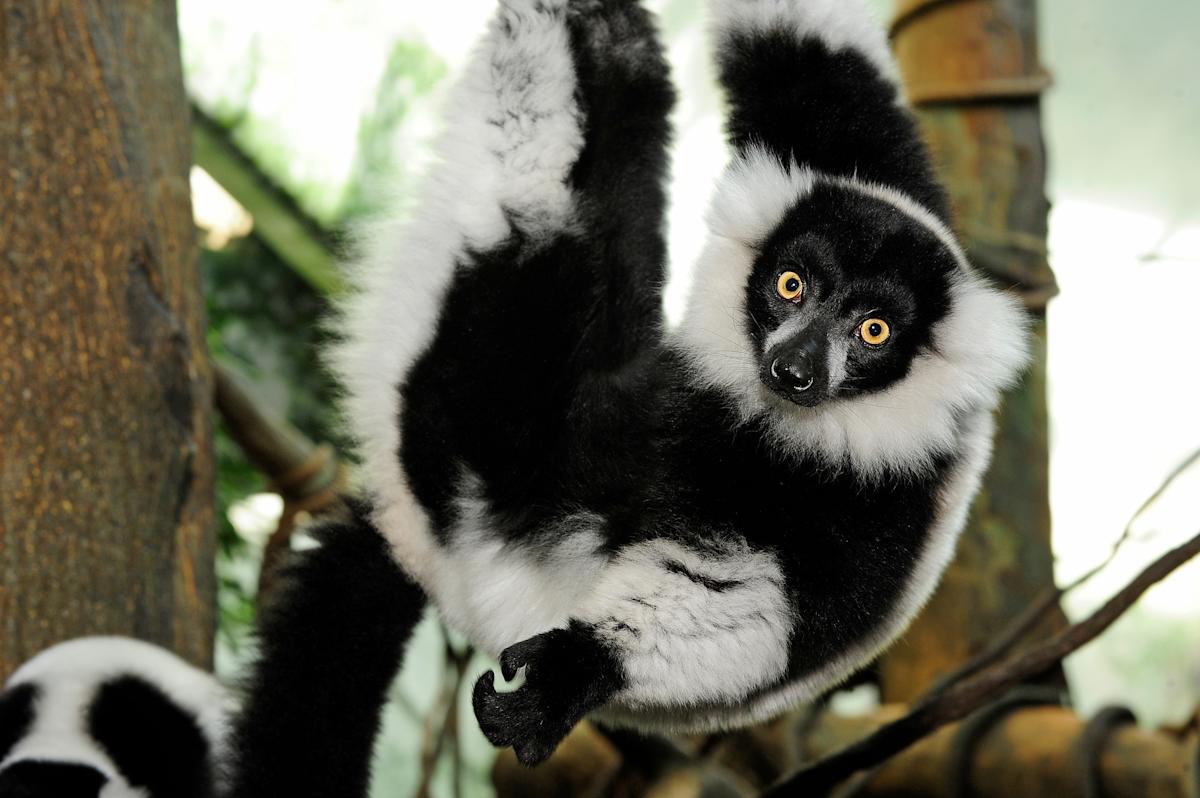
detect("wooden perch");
top-left (212, 359), bottom-right (345, 594)
top-left (799, 704), bottom-right (1192, 798)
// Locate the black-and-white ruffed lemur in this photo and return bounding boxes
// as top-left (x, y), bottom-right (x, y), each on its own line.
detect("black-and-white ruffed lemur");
top-left (0, 637), bottom-right (233, 798)
top-left (231, 0), bottom-right (1029, 792)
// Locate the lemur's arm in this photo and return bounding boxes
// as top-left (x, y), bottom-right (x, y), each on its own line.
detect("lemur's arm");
top-left (712, 0), bottom-right (948, 216)
top-left (474, 534), bottom-right (793, 764)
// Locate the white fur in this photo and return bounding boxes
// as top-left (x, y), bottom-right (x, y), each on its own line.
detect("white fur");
top-left (753, 271), bottom-right (1028, 478)
top-left (429, 473), bottom-right (610, 657)
top-left (677, 149), bottom-right (1031, 479)
top-left (675, 148), bottom-right (817, 417)
top-left (1, 637), bottom-right (234, 795)
top-left (709, 0), bottom-right (901, 86)
top-left (708, 146), bottom-right (819, 247)
top-left (763, 314), bottom-right (806, 352)
top-left (580, 538), bottom-right (791, 709)
top-left (331, 0), bottom-right (584, 587)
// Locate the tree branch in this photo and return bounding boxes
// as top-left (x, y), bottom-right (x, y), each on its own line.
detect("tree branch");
top-left (763, 526), bottom-right (1200, 796)
top-left (915, 446), bottom-right (1200, 702)
top-left (191, 105), bottom-right (343, 295)
top-left (415, 631), bottom-right (473, 798)
top-left (213, 359), bottom-right (345, 594)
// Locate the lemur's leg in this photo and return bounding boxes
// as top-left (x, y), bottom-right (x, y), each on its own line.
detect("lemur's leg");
top-left (474, 537), bottom-right (792, 765)
top-left (394, 0), bottom-right (674, 530)
top-left (446, 0), bottom-right (674, 357)
top-left (563, 0), bottom-right (675, 365)
top-left (228, 502), bottom-right (425, 798)
top-left (444, 0), bottom-right (674, 365)
top-left (712, 0), bottom-right (947, 215)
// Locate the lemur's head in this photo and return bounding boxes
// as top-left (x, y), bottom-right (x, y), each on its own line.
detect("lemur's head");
top-left (678, 148), bottom-right (1029, 475)
top-left (745, 181), bottom-right (956, 408)
top-left (0, 637), bottom-right (234, 798)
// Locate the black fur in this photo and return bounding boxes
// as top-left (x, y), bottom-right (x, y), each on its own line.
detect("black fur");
top-left (1, 652), bottom-right (225, 798)
top-left (401, 0), bottom-right (675, 545)
top-left (651, 375), bottom-right (956, 681)
top-left (717, 29), bottom-right (950, 219)
top-left (0, 683), bottom-right (37, 766)
top-left (0, 762), bottom-right (107, 798)
top-left (228, 500), bottom-right (426, 798)
top-left (89, 675), bottom-right (215, 798)
top-left (426, 0), bottom-right (996, 762)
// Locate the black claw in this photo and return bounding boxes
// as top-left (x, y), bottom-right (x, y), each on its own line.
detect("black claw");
top-left (471, 670), bottom-right (512, 747)
top-left (473, 630), bottom-right (616, 767)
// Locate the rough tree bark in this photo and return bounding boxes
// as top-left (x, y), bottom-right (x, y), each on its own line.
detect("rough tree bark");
top-left (878, 0), bottom-right (1067, 700)
top-left (0, 2), bottom-right (214, 673)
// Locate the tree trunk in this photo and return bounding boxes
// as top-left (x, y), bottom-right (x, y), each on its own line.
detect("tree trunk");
top-left (0, 1), bottom-right (214, 674)
top-left (878, 0), bottom-right (1066, 700)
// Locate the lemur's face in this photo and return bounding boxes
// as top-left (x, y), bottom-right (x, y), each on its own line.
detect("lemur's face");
top-left (744, 184), bottom-right (957, 407)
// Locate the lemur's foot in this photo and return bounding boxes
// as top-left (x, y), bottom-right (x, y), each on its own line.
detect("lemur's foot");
top-left (472, 626), bottom-right (621, 766)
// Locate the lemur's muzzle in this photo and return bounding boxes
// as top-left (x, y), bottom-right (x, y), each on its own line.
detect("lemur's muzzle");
top-left (770, 353), bottom-right (814, 395)
top-left (763, 336), bottom-right (828, 407)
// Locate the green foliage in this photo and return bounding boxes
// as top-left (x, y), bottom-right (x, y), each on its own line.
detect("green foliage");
top-left (341, 40), bottom-right (447, 223)
top-left (203, 237), bottom-right (342, 660)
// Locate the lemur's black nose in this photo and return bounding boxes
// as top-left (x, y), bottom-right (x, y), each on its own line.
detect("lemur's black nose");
top-left (771, 354), bottom-right (815, 394)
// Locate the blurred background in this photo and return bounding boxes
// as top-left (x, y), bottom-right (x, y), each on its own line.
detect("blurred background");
top-left (2, 0), bottom-right (1198, 796)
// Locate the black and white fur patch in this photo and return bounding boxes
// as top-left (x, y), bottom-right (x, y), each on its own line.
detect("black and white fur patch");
top-left (0, 637), bottom-right (233, 798)
top-left (239, 0), bottom-right (1032, 774)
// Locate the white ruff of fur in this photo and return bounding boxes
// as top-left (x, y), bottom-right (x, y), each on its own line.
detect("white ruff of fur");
top-left (709, 0), bottom-right (901, 86)
top-left (676, 147), bottom-right (1031, 480)
top-left (580, 538), bottom-right (791, 709)
top-left (329, 0), bottom-right (583, 584)
top-left (1, 637), bottom-right (234, 796)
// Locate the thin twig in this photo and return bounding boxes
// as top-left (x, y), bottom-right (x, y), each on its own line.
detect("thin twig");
top-left (415, 629), bottom-right (473, 798)
top-left (920, 446), bottom-right (1200, 701)
top-left (763, 526), bottom-right (1200, 796)
top-left (415, 630), bottom-right (456, 798)
top-left (447, 642), bottom-right (472, 798)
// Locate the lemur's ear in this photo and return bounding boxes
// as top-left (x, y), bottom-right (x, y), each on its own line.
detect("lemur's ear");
top-left (89, 676), bottom-right (217, 798)
top-left (709, 0), bottom-right (949, 220)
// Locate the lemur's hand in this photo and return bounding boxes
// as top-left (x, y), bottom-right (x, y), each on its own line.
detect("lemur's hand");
top-left (472, 626), bottom-right (621, 766)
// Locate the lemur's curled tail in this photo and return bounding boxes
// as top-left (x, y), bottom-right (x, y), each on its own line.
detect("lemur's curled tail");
top-left (228, 501), bottom-right (425, 798)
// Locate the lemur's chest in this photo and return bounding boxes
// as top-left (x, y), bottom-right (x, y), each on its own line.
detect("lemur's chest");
top-left (664, 425), bottom-right (952, 573)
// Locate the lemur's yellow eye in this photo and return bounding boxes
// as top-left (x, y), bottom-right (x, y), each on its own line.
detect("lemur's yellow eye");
top-left (859, 318), bottom-right (891, 346)
top-left (776, 271), bottom-right (804, 301)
